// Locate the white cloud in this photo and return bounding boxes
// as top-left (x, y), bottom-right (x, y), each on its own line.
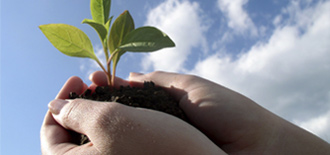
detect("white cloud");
top-left (273, 15), bottom-right (282, 26)
top-left (295, 109), bottom-right (330, 142)
top-left (194, 23), bottom-right (330, 119)
top-left (190, 0), bottom-right (330, 142)
top-left (140, 0), bottom-right (330, 142)
top-left (217, 0), bottom-right (258, 36)
top-left (143, 0), bottom-right (208, 72)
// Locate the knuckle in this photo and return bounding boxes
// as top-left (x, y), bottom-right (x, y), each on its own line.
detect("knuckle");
top-left (182, 74), bottom-right (198, 82)
top-left (177, 74), bottom-right (200, 86)
top-left (93, 104), bottom-right (136, 140)
top-left (92, 103), bottom-right (124, 129)
top-left (151, 70), bottom-right (165, 75)
top-left (147, 71), bottom-right (168, 78)
top-left (61, 99), bottom-right (82, 127)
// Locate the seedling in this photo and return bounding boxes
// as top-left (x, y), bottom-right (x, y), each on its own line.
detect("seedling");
top-left (39, 0), bottom-right (175, 86)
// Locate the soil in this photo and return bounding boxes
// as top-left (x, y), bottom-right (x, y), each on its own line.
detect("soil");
top-left (69, 81), bottom-right (188, 144)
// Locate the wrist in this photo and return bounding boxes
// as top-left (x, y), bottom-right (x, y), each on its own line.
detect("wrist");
top-left (273, 117), bottom-right (330, 154)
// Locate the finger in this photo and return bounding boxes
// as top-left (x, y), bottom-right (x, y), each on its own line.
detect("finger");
top-left (41, 111), bottom-right (99, 154)
top-left (42, 76), bottom-right (90, 154)
top-left (130, 71), bottom-right (281, 149)
top-left (83, 83), bottom-right (88, 91)
top-left (41, 76), bottom-right (100, 154)
top-left (41, 111), bottom-right (73, 153)
top-left (88, 83), bottom-right (98, 92)
top-left (128, 71), bottom-right (235, 145)
top-left (56, 76), bottom-right (86, 99)
top-left (128, 71), bottom-right (217, 124)
top-left (89, 71), bottom-right (130, 88)
top-left (48, 99), bottom-right (124, 146)
top-left (42, 101), bottom-right (98, 154)
top-left (41, 111), bottom-right (97, 154)
top-left (129, 71), bottom-right (217, 102)
top-left (48, 99), bottom-right (225, 154)
top-left (89, 71), bottom-right (108, 86)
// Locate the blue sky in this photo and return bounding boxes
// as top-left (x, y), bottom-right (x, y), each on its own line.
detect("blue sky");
top-left (1, 0), bottom-right (330, 154)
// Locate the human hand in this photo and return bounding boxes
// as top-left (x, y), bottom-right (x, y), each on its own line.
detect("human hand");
top-left (40, 73), bottom-right (225, 155)
top-left (129, 71), bottom-right (330, 154)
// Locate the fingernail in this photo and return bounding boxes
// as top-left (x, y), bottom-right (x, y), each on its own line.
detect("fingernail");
top-left (129, 72), bottom-right (144, 77)
top-left (48, 99), bottom-right (69, 115)
top-left (89, 73), bottom-right (93, 81)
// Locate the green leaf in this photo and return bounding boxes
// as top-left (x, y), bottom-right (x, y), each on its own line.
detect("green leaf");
top-left (82, 19), bottom-right (108, 41)
top-left (39, 24), bottom-right (97, 60)
top-left (91, 0), bottom-right (111, 24)
top-left (105, 16), bottom-right (113, 33)
top-left (119, 26), bottom-right (175, 52)
top-left (108, 10), bottom-right (135, 53)
top-left (108, 10), bottom-right (135, 71)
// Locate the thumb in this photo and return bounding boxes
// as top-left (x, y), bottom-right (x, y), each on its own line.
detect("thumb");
top-left (48, 99), bottom-right (120, 144)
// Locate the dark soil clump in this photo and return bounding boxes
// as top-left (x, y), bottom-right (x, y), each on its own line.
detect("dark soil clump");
top-left (69, 81), bottom-right (188, 144)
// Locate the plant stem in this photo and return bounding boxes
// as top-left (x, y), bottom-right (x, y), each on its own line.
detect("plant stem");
top-left (95, 58), bottom-right (111, 85)
top-left (106, 64), bottom-right (112, 86)
top-left (102, 42), bottom-right (112, 86)
top-left (107, 49), bottom-right (121, 86)
top-left (102, 40), bottom-right (109, 61)
top-left (112, 66), bottom-right (117, 87)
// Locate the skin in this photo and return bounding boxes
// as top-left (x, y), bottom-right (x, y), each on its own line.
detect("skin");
top-left (41, 71), bottom-right (330, 154)
top-left (41, 72), bottom-right (224, 155)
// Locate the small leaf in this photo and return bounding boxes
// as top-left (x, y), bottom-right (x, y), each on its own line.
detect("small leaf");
top-left (108, 10), bottom-right (135, 53)
top-left (108, 10), bottom-right (135, 71)
top-left (82, 19), bottom-right (108, 41)
top-left (105, 16), bottom-right (114, 33)
top-left (39, 24), bottom-right (97, 60)
top-left (91, 0), bottom-right (111, 24)
top-left (119, 26), bottom-right (175, 52)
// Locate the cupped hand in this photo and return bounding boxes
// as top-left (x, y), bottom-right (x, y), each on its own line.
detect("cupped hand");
top-left (40, 73), bottom-right (225, 155)
top-left (128, 71), bottom-right (330, 154)
top-left (128, 71), bottom-right (277, 153)
top-left (41, 76), bottom-right (87, 154)
top-left (90, 71), bottom-right (274, 153)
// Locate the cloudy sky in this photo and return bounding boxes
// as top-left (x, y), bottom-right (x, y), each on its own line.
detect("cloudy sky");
top-left (1, 0), bottom-right (329, 154)
top-left (141, 0), bottom-right (330, 142)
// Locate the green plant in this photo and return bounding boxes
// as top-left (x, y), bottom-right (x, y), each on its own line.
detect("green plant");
top-left (39, 0), bottom-right (175, 86)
